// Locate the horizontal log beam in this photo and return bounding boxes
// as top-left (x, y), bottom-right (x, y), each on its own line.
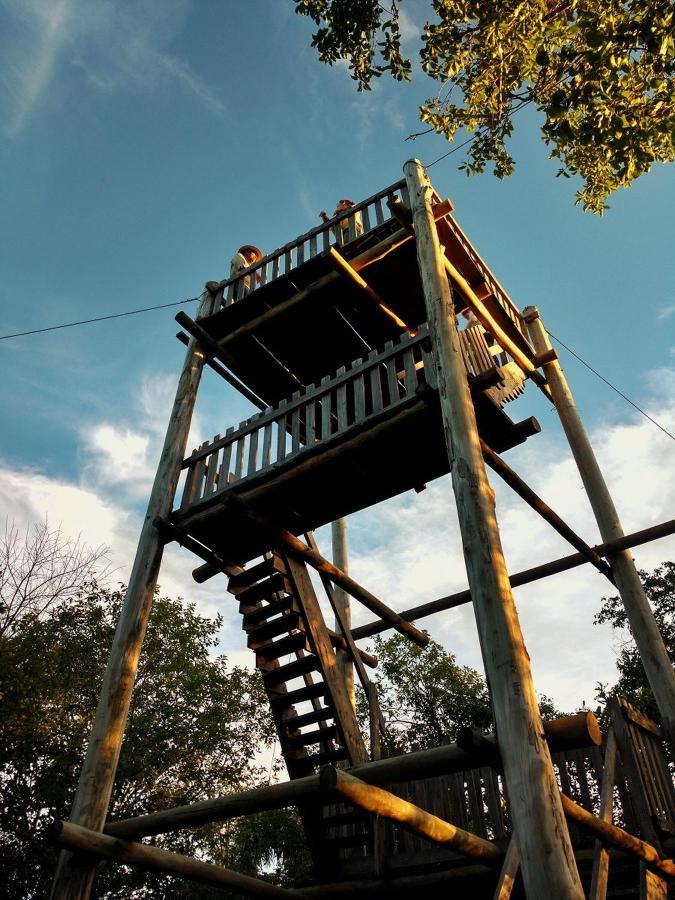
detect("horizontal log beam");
top-left (328, 247), bottom-right (410, 331)
top-left (104, 712), bottom-right (599, 840)
top-left (351, 519), bottom-right (675, 641)
top-left (229, 498), bottom-right (428, 648)
top-left (51, 821), bottom-right (308, 898)
top-left (322, 767), bottom-right (502, 863)
top-left (560, 794), bottom-right (675, 879)
top-left (175, 331), bottom-right (267, 410)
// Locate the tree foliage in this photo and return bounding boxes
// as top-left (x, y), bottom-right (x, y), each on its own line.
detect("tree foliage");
top-left (595, 561), bottom-right (675, 723)
top-left (293, 0), bottom-right (675, 212)
top-left (0, 579), bottom-right (309, 898)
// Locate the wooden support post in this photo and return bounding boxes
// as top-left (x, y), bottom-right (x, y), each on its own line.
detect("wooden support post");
top-left (589, 730), bottom-right (617, 900)
top-left (328, 247), bottom-right (410, 331)
top-left (321, 767), bottom-right (503, 864)
top-left (351, 518), bottom-right (675, 641)
top-left (641, 865), bottom-right (668, 899)
top-left (50, 292), bottom-right (216, 900)
top-left (331, 518), bottom-right (355, 709)
top-left (404, 158), bottom-right (583, 900)
top-left (525, 306), bottom-right (675, 757)
top-left (52, 821), bottom-right (308, 899)
top-left (494, 836), bottom-right (520, 899)
top-left (560, 793), bottom-right (675, 878)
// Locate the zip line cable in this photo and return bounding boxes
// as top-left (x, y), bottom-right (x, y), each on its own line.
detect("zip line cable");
top-left (0, 295), bottom-right (200, 341)
top-left (546, 329), bottom-right (675, 443)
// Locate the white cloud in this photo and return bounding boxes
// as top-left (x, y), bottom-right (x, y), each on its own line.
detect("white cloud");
top-left (657, 304), bottom-right (675, 320)
top-left (1, 0), bottom-right (224, 137)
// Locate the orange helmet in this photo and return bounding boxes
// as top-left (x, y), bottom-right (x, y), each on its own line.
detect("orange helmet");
top-left (238, 244), bottom-right (262, 259)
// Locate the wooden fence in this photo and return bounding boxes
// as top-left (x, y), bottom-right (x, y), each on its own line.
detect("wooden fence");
top-left (215, 180), bottom-right (409, 310)
top-left (178, 325), bottom-right (436, 513)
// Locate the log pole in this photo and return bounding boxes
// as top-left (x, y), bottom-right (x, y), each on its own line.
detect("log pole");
top-left (350, 519), bottom-right (675, 641)
top-left (52, 821), bottom-right (308, 899)
top-left (525, 306), bottom-right (675, 757)
top-left (50, 292), bottom-right (216, 900)
top-left (331, 518), bottom-right (355, 708)
top-left (404, 158), bottom-right (583, 899)
top-left (321, 767), bottom-right (503, 864)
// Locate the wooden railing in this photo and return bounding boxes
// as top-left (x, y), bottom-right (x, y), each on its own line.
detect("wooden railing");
top-left (178, 325), bottom-right (435, 512)
top-left (214, 179), bottom-right (410, 311)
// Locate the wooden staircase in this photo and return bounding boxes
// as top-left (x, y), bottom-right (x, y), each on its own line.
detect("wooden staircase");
top-left (227, 548), bottom-right (375, 871)
top-left (228, 549), bottom-right (369, 778)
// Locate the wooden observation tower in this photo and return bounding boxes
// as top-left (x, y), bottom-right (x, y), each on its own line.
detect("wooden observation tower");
top-left (51, 161), bottom-right (675, 899)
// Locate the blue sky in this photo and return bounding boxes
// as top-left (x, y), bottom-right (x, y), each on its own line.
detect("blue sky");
top-left (1, 0), bottom-right (674, 710)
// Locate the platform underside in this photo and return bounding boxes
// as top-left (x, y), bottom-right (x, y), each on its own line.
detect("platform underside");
top-left (172, 385), bottom-right (536, 566)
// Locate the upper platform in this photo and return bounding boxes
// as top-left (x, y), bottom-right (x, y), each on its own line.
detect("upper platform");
top-left (195, 178), bottom-right (536, 408)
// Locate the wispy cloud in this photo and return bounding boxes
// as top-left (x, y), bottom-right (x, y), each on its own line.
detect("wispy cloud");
top-left (1, 0), bottom-right (224, 137)
top-left (657, 304), bottom-right (675, 320)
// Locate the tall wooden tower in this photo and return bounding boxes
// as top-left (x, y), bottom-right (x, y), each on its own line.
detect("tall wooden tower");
top-left (50, 161), bottom-right (675, 899)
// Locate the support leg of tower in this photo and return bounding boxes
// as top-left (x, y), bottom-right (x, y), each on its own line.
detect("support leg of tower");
top-left (404, 158), bottom-right (584, 899)
top-left (50, 290), bottom-right (216, 900)
top-left (525, 305), bottom-right (675, 757)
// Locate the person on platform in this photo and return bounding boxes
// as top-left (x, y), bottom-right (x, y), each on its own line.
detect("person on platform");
top-left (319, 199), bottom-right (363, 245)
top-left (229, 244), bottom-right (263, 296)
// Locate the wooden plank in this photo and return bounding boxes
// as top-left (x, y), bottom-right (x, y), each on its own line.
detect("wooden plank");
top-left (374, 198), bottom-right (384, 225)
top-left (362, 205), bottom-right (371, 232)
top-left (233, 437), bottom-right (245, 481)
top-left (271, 255), bottom-right (280, 281)
top-left (261, 421), bottom-right (273, 468)
top-left (217, 429), bottom-right (235, 491)
top-left (305, 400), bottom-right (315, 448)
top-left (369, 352), bottom-right (383, 413)
top-left (405, 157), bottom-right (583, 900)
top-left (640, 864), bottom-right (668, 899)
top-left (336, 367), bottom-right (348, 432)
top-left (589, 730), bottom-right (617, 900)
top-left (204, 434), bottom-right (221, 495)
top-left (353, 366), bottom-right (366, 422)
top-left (483, 768), bottom-right (506, 839)
top-left (466, 769), bottom-right (488, 838)
top-left (291, 392), bottom-right (302, 455)
top-left (309, 234), bottom-right (317, 258)
top-left (402, 343), bottom-right (417, 395)
top-left (247, 427), bottom-right (259, 478)
top-left (622, 699), bottom-right (664, 740)
top-left (320, 377), bottom-right (332, 441)
top-left (493, 836), bottom-right (519, 900)
top-left (283, 555), bottom-right (368, 765)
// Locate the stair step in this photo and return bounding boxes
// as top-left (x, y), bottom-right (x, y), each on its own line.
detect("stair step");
top-left (270, 682), bottom-right (327, 708)
top-left (254, 631), bottom-right (308, 660)
top-left (287, 725), bottom-right (338, 747)
top-left (228, 557), bottom-right (278, 590)
top-left (235, 572), bottom-right (287, 605)
top-left (288, 706), bottom-right (336, 729)
top-left (292, 746), bottom-right (350, 775)
top-left (241, 596), bottom-right (293, 626)
top-left (247, 611), bottom-right (301, 643)
top-left (263, 655), bottom-right (319, 687)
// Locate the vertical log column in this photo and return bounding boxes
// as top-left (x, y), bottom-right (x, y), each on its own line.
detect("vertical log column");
top-left (525, 306), bottom-right (675, 756)
top-left (50, 290), bottom-right (216, 900)
top-left (404, 159), bottom-right (583, 899)
top-left (331, 517), bottom-right (355, 708)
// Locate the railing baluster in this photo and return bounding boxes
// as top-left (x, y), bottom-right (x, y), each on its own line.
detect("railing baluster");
top-left (309, 234), bottom-right (318, 258)
top-left (261, 416), bottom-right (273, 467)
top-left (369, 350), bottom-right (383, 412)
top-left (362, 204), bottom-right (371, 232)
top-left (290, 391), bottom-right (302, 455)
top-left (272, 255), bottom-right (280, 280)
top-left (305, 398), bottom-right (316, 446)
top-left (276, 401), bottom-right (289, 462)
top-left (234, 437), bottom-right (246, 480)
top-left (180, 444), bottom-right (204, 510)
top-left (297, 241), bottom-right (305, 265)
top-left (247, 425), bottom-right (259, 476)
top-left (226, 281), bottom-right (235, 306)
top-left (383, 340), bottom-right (399, 405)
top-left (401, 335), bottom-right (417, 394)
top-left (347, 214), bottom-right (356, 243)
top-left (374, 198), bottom-right (384, 225)
top-left (353, 360), bottom-right (366, 422)
top-left (284, 248), bottom-right (292, 275)
top-left (336, 366), bottom-right (348, 431)
top-left (320, 376), bottom-right (332, 440)
top-left (204, 435), bottom-right (221, 496)
top-left (217, 427), bottom-right (235, 491)
top-left (322, 227), bottom-right (331, 251)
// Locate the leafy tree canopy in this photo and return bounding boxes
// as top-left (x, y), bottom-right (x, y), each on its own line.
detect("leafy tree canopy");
top-left (293, 0), bottom-right (675, 212)
top-left (0, 581), bottom-right (308, 899)
top-left (363, 633), bottom-right (560, 755)
top-left (595, 561), bottom-right (675, 723)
